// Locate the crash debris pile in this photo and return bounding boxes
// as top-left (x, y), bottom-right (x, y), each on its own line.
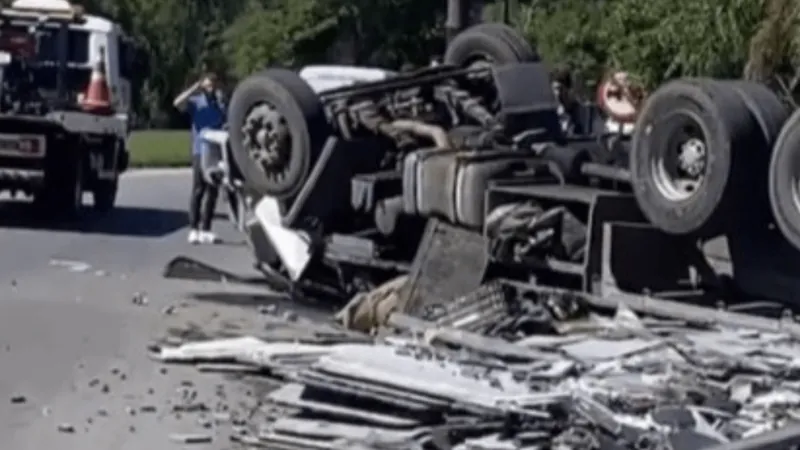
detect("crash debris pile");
top-left (151, 291), bottom-right (800, 449)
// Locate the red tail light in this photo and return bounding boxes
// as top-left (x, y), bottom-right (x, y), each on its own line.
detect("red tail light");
top-left (0, 30), bottom-right (35, 58)
top-left (17, 137), bottom-right (39, 154)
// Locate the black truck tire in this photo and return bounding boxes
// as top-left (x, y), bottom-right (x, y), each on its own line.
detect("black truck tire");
top-left (768, 108), bottom-right (800, 251)
top-left (444, 23), bottom-right (538, 67)
top-left (92, 139), bottom-right (123, 212)
top-left (227, 68), bottom-right (329, 199)
top-left (36, 151), bottom-right (83, 216)
top-left (469, 23), bottom-right (538, 62)
top-left (92, 179), bottom-right (118, 212)
top-left (630, 78), bottom-right (759, 236)
top-left (722, 81), bottom-right (790, 218)
top-left (724, 81), bottom-right (791, 147)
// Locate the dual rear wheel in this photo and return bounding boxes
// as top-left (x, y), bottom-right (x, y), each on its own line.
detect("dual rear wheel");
top-left (768, 108), bottom-right (800, 251)
top-left (630, 79), bottom-right (790, 239)
top-left (34, 138), bottom-right (121, 217)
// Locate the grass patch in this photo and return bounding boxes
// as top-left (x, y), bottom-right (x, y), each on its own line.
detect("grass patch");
top-left (128, 129), bottom-right (192, 168)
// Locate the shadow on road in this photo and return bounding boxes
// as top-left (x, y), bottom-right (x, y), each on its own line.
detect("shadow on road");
top-left (189, 291), bottom-right (339, 315)
top-left (191, 291), bottom-right (288, 307)
top-left (0, 200), bottom-right (188, 237)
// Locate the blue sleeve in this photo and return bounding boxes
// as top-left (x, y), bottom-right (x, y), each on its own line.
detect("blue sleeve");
top-left (186, 95), bottom-right (198, 117)
top-left (215, 96), bottom-right (227, 128)
top-left (216, 92), bottom-right (226, 114)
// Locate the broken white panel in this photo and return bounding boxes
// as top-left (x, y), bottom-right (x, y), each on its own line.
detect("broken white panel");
top-left (561, 337), bottom-right (663, 361)
top-left (299, 65), bottom-right (396, 93)
top-left (49, 258), bottom-right (91, 272)
top-left (254, 195), bottom-right (312, 280)
top-left (152, 336), bottom-right (335, 368)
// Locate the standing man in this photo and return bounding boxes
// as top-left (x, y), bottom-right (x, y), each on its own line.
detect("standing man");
top-left (173, 71), bottom-right (225, 244)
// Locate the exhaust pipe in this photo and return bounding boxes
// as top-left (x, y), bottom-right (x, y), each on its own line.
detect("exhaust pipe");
top-left (389, 120), bottom-right (451, 149)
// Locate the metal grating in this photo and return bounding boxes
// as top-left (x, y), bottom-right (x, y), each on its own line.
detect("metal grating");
top-left (399, 219), bottom-right (488, 316)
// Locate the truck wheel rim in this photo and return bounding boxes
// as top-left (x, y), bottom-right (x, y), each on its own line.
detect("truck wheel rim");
top-left (792, 167), bottom-right (800, 218)
top-left (468, 55), bottom-right (492, 68)
top-left (241, 102), bottom-right (291, 180)
top-left (651, 118), bottom-right (708, 202)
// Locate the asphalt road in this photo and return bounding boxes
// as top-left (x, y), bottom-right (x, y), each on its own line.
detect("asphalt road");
top-left (0, 169), bottom-right (282, 450)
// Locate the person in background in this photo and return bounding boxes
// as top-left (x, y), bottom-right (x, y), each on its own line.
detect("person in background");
top-left (550, 64), bottom-right (582, 135)
top-left (173, 70), bottom-right (225, 244)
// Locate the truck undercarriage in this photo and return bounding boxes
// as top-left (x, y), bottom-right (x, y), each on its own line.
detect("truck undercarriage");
top-left (190, 22), bottom-right (798, 303)
top-left (154, 18), bottom-right (800, 449)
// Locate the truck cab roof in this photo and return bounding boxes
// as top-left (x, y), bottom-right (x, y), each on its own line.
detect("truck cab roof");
top-left (6, 0), bottom-right (120, 33)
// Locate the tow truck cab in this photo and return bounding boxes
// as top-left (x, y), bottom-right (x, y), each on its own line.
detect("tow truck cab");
top-left (6, 0), bottom-right (135, 128)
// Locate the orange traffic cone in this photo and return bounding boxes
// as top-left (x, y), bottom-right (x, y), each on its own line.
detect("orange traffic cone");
top-left (81, 57), bottom-right (113, 115)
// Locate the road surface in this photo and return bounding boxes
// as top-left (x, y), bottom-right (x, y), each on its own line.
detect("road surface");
top-left (0, 169), bottom-right (285, 449)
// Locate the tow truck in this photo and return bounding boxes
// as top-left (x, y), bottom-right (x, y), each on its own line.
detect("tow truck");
top-left (0, 0), bottom-right (134, 215)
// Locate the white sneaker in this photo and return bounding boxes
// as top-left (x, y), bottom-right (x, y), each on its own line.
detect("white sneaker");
top-left (187, 229), bottom-right (200, 244)
top-left (199, 231), bottom-right (219, 244)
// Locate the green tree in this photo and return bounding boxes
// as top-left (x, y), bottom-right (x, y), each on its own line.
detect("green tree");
top-left (746, 0), bottom-right (800, 104)
top-left (514, 0), bottom-right (762, 93)
top-left (604, 0), bottom-right (760, 88)
top-left (222, 0), bottom-right (445, 79)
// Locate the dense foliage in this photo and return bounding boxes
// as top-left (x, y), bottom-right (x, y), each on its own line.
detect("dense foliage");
top-left (15, 0), bottom-right (799, 127)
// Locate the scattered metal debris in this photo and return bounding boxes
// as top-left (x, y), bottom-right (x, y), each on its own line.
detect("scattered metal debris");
top-left (49, 259), bottom-right (91, 273)
top-left (152, 286), bottom-right (800, 449)
top-left (168, 432), bottom-right (213, 444)
top-left (57, 423), bottom-right (75, 433)
top-left (132, 291), bottom-right (149, 306)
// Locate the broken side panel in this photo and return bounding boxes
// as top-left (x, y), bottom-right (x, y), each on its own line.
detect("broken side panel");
top-left (397, 219), bottom-right (488, 316)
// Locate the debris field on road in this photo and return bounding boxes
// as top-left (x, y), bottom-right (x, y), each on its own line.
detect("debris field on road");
top-left (148, 283), bottom-right (800, 450)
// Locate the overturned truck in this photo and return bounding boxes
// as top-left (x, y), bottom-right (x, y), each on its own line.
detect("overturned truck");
top-left (194, 21), bottom-right (800, 309)
top-left (199, 24), bottom-right (628, 295)
top-left (170, 16), bottom-right (800, 450)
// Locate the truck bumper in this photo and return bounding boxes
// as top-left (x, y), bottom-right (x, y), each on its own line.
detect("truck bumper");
top-left (0, 167), bottom-right (44, 188)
